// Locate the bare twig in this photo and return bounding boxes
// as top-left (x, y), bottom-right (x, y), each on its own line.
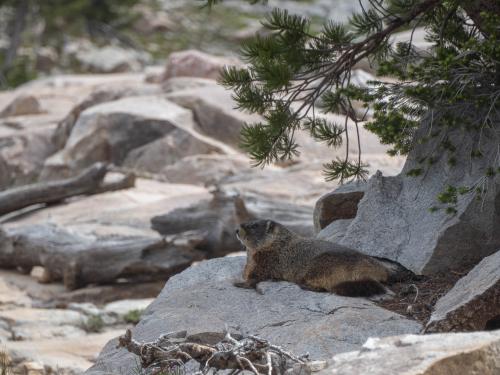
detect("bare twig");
top-left (117, 329), bottom-right (322, 375)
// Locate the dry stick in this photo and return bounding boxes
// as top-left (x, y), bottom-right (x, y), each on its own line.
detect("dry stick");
top-left (117, 329), bottom-right (310, 375)
top-left (0, 162), bottom-right (135, 217)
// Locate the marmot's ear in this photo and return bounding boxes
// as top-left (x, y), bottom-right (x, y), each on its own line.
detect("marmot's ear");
top-left (266, 220), bottom-right (275, 233)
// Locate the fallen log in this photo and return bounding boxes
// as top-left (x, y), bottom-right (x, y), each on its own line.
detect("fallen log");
top-left (0, 224), bottom-right (206, 290)
top-left (0, 163), bottom-right (135, 217)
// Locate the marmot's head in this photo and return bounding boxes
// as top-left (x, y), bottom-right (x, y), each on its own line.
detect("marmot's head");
top-left (236, 219), bottom-right (289, 250)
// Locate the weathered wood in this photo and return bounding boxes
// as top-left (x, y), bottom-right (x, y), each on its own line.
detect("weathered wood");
top-left (151, 188), bottom-right (313, 257)
top-left (117, 329), bottom-right (312, 375)
top-left (0, 224), bottom-right (206, 290)
top-left (93, 171), bottom-right (136, 194)
top-left (0, 163), bottom-right (134, 217)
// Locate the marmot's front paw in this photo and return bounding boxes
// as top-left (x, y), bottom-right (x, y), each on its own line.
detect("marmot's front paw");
top-left (233, 280), bottom-right (265, 295)
top-left (233, 280), bottom-right (256, 289)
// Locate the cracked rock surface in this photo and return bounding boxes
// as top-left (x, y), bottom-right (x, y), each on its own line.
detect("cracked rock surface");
top-left (86, 256), bottom-right (421, 374)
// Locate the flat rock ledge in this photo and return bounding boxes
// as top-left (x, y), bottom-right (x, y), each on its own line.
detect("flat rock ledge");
top-left (86, 257), bottom-right (421, 374)
top-left (426, 249), bottom-right (500, 333)
top-left (319, 330), bottom-right (500, 375)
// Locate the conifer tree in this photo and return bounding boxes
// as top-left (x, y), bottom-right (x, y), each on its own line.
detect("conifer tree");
top-left (210, 0), bottom-right (500, 209)
top-left (0, 0), bottom-right (140, 87)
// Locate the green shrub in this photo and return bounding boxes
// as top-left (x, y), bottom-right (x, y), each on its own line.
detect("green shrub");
top-left (82, 314), bottom-right (105, 333)
top-left (123, 309), bottom-right (143, 324)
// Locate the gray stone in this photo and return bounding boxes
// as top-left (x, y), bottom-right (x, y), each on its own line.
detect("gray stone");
top-left (67, 302), bottom-right (101, 317)
top-left (391, 27), bottom-right (432, 53)
top-left (313, 181), bottom-right (367, 233)
top-left (133, 5), bottom-right (176, 34)
top-left (161, 154), bottom-right (249, 185)
top-left (0, 308), bottom-right (86, 340)
top-left (318, 122), bottom-right (500, 274)
top-left (40, 96), bottom-right (203, 179)
top-left (50, 84), bottom-right (163, 152)
top-left (122, 127), bottom-right (233, 174)
top-left (0, 95), bottom-right (44, 118)
top-left (161, 49), bottom-right (241, 81)
top-left (426, 250), bottom-right (500, 332)
top-left (103, 299), bottom-right (153, 317)
top-left (4, 329), bottom-right (123, 375)
top-left (319, 331), bottom-right (500, 375)
top-left (85, 257), bottom-right (421, 375)
top-left (0, 125), bottom-right (57, 185)
top-left (166, 83), bottom-right (261, 148)
top-left (161, 76), bottom-right (217, 93)
top-left (75, 45), bottom-right (149, 73)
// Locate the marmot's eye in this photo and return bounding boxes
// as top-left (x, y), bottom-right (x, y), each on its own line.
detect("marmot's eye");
top-left (266, 220), bottom-right (275, 233)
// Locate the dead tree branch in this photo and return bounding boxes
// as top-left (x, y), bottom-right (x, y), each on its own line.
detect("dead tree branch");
top-left (0, 163), bottom-right (135, 217)
top-left (117, 329), bottom-right (326, 375)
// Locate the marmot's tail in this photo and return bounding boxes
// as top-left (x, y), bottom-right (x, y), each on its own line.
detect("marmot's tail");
top-left (333, 280), bottom-right (387, 297)
top-left (372, 256), bottom-right (421, 283)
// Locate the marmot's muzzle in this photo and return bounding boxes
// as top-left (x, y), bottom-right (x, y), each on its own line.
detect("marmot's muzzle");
top-left (235, 225), bottom-right (246, 239)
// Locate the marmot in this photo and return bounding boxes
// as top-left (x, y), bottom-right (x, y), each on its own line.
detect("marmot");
top-left (235, 219), bottom-right (414, 297)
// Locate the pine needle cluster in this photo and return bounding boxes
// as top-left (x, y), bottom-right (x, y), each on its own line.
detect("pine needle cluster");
top-left (209, 0), bottom-right (500, 196)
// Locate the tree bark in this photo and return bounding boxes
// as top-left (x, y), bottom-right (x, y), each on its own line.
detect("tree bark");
top-left (2, 0), bottom-right (28, 73)
top-left (0, 163), bottom-right (135, 217)
top-left (0, 225), bottom-right (206, 290)
top-left (462, 0), bottom-right (500, 37)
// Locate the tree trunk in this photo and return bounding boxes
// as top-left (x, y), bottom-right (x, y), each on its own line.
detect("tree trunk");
top-left (2, 0), bottom-right (28, 73)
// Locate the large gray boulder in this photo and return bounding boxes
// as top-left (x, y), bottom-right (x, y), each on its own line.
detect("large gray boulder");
top-left (318, 122), bottom-right (500, 274)
top-left (319, 331), bottom-right (500, 375)
top-left (122, 132), bottom-right (219, 173)
top-left (123, 127), bottom-right (238, 174)
top-left (426, 249), bottom-right (500, 332)
top-left (41, 96), bottom-right (216, 179)
top-left (50, 84), bottom-right (162, 151)
top-left (85, 257), bottom-right (421, 375)
top-left (166, 82), bottom-right (261, 148)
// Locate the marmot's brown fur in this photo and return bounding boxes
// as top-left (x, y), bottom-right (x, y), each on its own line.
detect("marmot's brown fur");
top-left (235, 219), bottom-right (414, 297)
